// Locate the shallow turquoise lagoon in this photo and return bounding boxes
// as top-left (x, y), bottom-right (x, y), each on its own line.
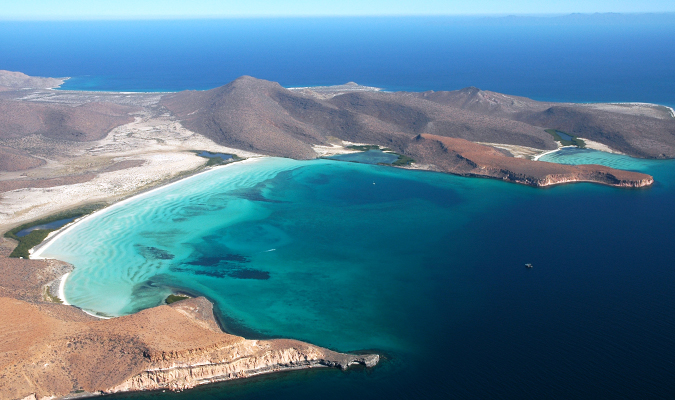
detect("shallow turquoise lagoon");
top-left (40, 151), bottom-right (675, 399)
top-left (540, 147), bottom-right (664, 173)
top-left (43, 157), bottom-right (521, 351)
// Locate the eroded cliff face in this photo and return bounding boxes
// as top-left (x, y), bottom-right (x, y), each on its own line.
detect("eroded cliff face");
top-left (406, 134), bottom-right (654, 188)
top-left (109, 339), bottom-right (379, 393)
top-left (0, 293), bottom-right (378, 400)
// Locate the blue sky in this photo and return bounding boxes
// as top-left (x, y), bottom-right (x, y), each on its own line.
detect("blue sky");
top-left (2, 0), bottom-right (675, 19)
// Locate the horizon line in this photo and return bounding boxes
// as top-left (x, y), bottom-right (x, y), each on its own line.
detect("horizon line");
top-left (2, 11), bottom-right (675, 22)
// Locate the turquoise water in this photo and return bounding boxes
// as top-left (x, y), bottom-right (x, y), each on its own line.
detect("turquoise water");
top-left (5, 14), bottom-right (675, 398)
top-left (43, 157), bottom-right (512, 351)
top-left (39, 151), bottom-right (675, 398)
top-left (540, 147), bottom-right (661, 172)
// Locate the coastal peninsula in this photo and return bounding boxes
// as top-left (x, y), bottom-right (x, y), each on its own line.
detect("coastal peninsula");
top-left (1, 70), bottom-right (673, 399)
top-left (0, 253), bottom-right (377, 399)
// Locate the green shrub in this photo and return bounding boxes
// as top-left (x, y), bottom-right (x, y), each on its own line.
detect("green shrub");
top-left (165, 294), bottom-right (190, 304)
top-left (545, 129), bottom-right (586, 148)
top-left (572, 138), bottom-right (586, 148)
top-left (4, 203), bottom-right (104, 258)
top-left (193, 151), bottom-right (243, 167)
top-left (345, 145), bottom-right (381, 151)
top-left (9, 230), bottom-right (50, 258)
top-left (392, 154), bottom-right (415, 166)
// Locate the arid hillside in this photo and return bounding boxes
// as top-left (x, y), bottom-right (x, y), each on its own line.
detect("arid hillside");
top-left (0, 100), bottom-right (137, 142)
top-left (162, 76), bottom-right (557, 158)
top-left (412, 87), bottom-right (675, 158)
top-left (163, 76), bottom-right (675, 159)
top-left (0, 146), bottom-right (45, 172)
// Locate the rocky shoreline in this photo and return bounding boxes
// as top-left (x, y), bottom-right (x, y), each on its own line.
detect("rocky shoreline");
top-left (0, 223), bottom-right (379, 400)
top-left (0, 272), bottom-right (379, 400)
top-left (405, 134), bottom-right (654, 188)
top-left (107, 336), bottom-right (378, 394)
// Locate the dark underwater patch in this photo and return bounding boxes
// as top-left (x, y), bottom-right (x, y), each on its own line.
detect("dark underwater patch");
top-left (233, 188), bottom-right (285, 203)
top-left (135, 245), bottom-right (175, 260)
top-left (174, 252), bottom-right (268, 280)
top-left (227, 268), bottom-right (270, 280)
top-left (185, 253), bottom-right (250, 266)
top-left (173, 266), bottom-right (270, 280)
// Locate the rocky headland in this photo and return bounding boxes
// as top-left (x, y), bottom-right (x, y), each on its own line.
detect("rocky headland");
top-left (0, 247), bottom-right (378, 400)
top-left (0, 70), bottom-right (67, 92)
top-left (405, 134), bottom-right (654, 188)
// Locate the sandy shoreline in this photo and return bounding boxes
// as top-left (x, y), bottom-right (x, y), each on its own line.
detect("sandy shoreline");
top-left (30, 157), bottom-right (264, 316)
top-left (532, 146), bottom-right (564, 161)
top-left (57, 272), bottom-right (71, 306)
top-left (0, 108), bottom-right (263, 234)
top-left (532, 138), bottom-right (626, 161)
top-left (31, 157), bottom-right (263, 259)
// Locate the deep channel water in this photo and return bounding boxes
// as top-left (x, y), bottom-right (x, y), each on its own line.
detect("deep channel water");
top-left (41, 154), bottom-right (675, 399)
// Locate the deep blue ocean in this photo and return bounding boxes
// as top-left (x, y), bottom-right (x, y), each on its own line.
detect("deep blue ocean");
top-left (1, 15), bottom-right (675, 106)
top-left (7, 15), bottom-right (675, 399)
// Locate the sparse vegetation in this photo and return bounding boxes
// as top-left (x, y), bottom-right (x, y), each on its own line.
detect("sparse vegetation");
top-left (337, 145), bottom-right (415, 167)
top-left (391, 153), bottom-right (415, 166)
top-left (192, 150), bottom-right (244, 167)
top-left (206, 157), bottom-right (227, 166)
top-left (346, 144), bottom-right (382, 151)
top-left (545, 129), bottom-right (586, 148)
top-left (10, 230), bottom-right (51, 259)
top-left (44, 286), bottom-right (63, 304)
top-left (4, 203), bottom-right (105, 259)
top-left (165, 294), bottom-right (190, 304)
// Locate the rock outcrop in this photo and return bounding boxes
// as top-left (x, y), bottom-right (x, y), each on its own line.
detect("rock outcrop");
top-left (109, 337), bottom-right (378, 394)
top-left (406, 134), bottom-right (654, 188)
top-left (0, 295), bottom-right (378, 400)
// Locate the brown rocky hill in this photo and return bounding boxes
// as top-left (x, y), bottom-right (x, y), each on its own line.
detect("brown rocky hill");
top-left (161, 76), bottom-right (324, 159)
top-left (0, 70), bottom-right (66, 91)
top-left (162, 76), bottom-right (675, 159)
top-left (513, 105), bottom-right (675, 158)
top-left (415, 87), bottom-right (675, 158)
top-left (161, 76), bottom-right (557, 159)
top-left (0, 146), bottom-right (45, 172)
top-left (0, 100), bottom-right (137, 142)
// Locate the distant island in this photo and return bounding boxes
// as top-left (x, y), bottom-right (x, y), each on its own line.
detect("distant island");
top-left (1, 70), bottom-right (673, 398)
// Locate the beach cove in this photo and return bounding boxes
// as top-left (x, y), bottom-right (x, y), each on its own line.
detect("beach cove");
top-left (29, 149), bottom-right (675, 399)
top-left (2, 14), bottom-right (675, 398)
